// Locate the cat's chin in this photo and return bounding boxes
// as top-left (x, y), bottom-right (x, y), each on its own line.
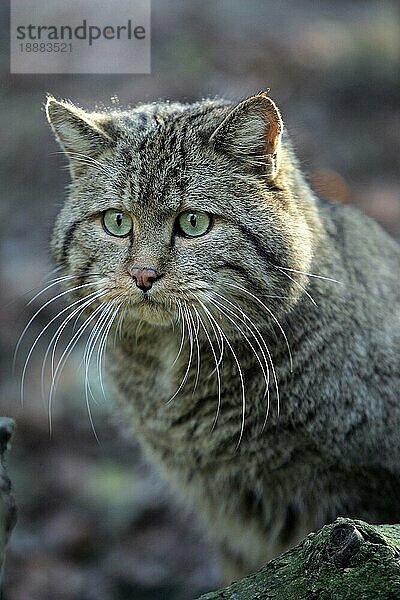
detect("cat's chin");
top-left (125, 298), bottom-right (176, 327)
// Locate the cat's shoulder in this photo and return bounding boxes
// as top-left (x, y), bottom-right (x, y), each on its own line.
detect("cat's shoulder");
top-left (315, 195), bottom-right (400, 284)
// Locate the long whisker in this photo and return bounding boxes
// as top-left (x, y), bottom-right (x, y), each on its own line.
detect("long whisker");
top-left (194, 295), bottom-right (246, 450)
top-left (274, 266), bottom-right (318, 307)
top-left (167, 304), bottom-right (193, 403)
top-left (210, 295), bottom-right (270, 411)
top-left (226, 283), bottom-right (293, 371)
top-left (14, 281), bottom-right (100, 369)
top-left (90, 299), bottom-right (119, 401)
top-left (19, 288), bottom-right (105, 405)
top-left (212, 292), bottom-right (280, 428)
top-left (206, 310), bottom-right (225, 375)
top-left (48, 302), bottom-right (107, 435)
top-left (83, 302), bottom-right (115, 409)
top-left (277, 266), bottom-right (343, 285)
top-left (192, 305), bottom-right (222, 432)
top-left (114, 304), bottom-right (126, 345)
top-left (40, 290), bottom-right (106, 401)
top-left (186, 306), bottom-right (201, 393)
top-left (97, 304), bottom-right (120, 404)
top-left (27, 274), bottom-right (100, 307)
top-left (172, 301), bottom-right (186, 367)
top-left (15, 274), bottom-right (82, 310)
top-left (83, 302), bottom-right (117, 442)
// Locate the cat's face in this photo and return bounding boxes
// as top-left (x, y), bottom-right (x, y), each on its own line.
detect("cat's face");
top-left (47, 93), bottom-right (317, 333)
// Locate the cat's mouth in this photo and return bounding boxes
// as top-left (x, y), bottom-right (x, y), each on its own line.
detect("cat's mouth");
top-left (125, 291), bottom-right (176, 325)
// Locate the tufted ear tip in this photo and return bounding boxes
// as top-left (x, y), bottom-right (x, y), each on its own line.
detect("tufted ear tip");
top-left (45, 95), bottom-right (73, 133)
top-left (45, 94), bottom-right (60, 125)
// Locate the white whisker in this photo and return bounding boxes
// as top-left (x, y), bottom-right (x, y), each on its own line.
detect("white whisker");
top-left (14, 281), bottom-right (100, 371)
top-left (275, 266), bottom-right (318, 307)
top-left (167, 304), bottom-right (193, 403)
top-left (226, 283), bottom-right (293, 371)
top-left (172, 302), bottom-right (186, 367)
top-left (277, 266), bottom-right (343, 285)
top-left (192, 305), bottom-right (222, 432)
top-left (194, 295), bottom-right (246, 450)
top-left (26, 274), bottom-right (99, 307)
top-left (97, 304), bottom-right (120, 404)
top-left (40, 290), bottom-right (105, 401)
top-left (187, 306), bottom-right (201, 393)
top-left (19, 288), bottom-right (105, 406)
top-left (212, 296), bottom-right (269, 392)
top-left (48, 302), bottom-right (107, 435)
top-left (82, 302), bottom-right (116, 442)
top-left (83, 302), bottom-right (114, 410)
top-left (212, 291), bottom-right (280, 428)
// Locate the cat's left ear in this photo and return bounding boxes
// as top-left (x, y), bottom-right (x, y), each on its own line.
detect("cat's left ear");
top-left (209, 91), bottom-right (283, 180)
top-left (45, 95), bottom-right (116, 177)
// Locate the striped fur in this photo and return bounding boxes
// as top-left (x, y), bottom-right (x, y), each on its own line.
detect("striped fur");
top-left (46, 93), bottom-right (400, 584)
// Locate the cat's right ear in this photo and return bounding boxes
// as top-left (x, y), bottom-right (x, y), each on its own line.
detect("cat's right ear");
top-left (209, 92), bottom-right (283, 180)
top-left (45, 95), bottom-right (116, 178)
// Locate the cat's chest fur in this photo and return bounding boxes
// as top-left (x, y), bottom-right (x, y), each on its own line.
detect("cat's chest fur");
top-left (108, 326), bottom-right (272, 459)
top-left (107, 326), bottom-right (321, 567)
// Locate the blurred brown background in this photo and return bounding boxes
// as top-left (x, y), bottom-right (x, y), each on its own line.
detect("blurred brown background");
top-left (1, 1), bottom-right (399, 599)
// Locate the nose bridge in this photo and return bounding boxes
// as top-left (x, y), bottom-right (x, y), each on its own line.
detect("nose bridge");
top-left (130, 211), bottom-right (170, 270)
top-left (128, 234), bottom-right (164, 292)
top-left (130, 217), bottom-right (169, 272)
top-left (130, 238), bottom-right (163, 273)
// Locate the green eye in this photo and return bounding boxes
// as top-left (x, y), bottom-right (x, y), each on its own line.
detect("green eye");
top-left (177, 210), bottom-right (212, 238)
top-left (102, 209), bottom-right (133, 237)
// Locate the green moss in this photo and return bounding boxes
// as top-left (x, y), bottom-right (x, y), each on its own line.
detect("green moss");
top-left (197, 519), bottom-right (400, 600)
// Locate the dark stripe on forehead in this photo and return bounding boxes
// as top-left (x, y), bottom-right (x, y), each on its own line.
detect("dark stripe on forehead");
top-left (135, 123), bottom-right (166, 204)
top-left (176, 127), bottom-right (189, 192)
top-left (132, 103), bottom-right (231, 206)
top-left (136, 121), bottom-right (189, 206)
top-left (160, 125), bottom-right (189, 196)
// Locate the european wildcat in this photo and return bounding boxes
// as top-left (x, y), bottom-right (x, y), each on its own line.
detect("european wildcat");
top-left (46, 92), bottom-right (400, 582)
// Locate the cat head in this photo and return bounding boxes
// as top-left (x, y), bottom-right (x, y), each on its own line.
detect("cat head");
top-left (46, 92), bottom-right (319, 332)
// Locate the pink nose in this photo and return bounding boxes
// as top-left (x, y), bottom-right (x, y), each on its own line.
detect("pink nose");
top-left (128, 266), bottom-right (159, 291)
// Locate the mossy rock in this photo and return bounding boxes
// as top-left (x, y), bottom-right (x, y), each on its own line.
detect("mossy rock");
top-left (197, 518), bottom-right (400, 599)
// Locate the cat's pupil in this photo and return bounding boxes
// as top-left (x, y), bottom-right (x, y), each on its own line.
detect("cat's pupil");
top-left (190, 214), bottom-right (197, 228)
top-left (116, 213), bottom-right (123, 227)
